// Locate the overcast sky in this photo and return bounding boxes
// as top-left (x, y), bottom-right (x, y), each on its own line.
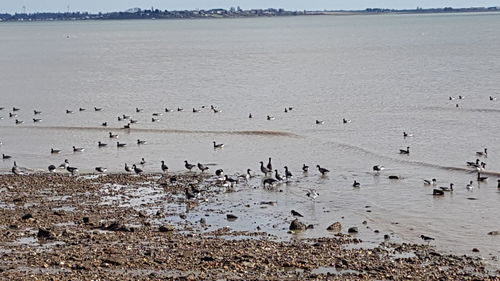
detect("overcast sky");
top-left (1, 0), bottom-right (499, 13)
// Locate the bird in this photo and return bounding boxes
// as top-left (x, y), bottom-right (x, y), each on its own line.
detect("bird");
top-left (420, 235), bottom-right (435, 244)
top-left (101, 122), bottom-right (107, 127)
top-left (12, 107), bottom-right (20, 111)
top-left (66, 166), bottom-right (79, 175)
top-left (192, 108), bottom-right (200, 113)
top-left (212, 108), bottom-right (222, 113)
top-left (184, 160), bottom-right (195, 171)
top-left (94, 107), bottom-right (102, 111)
top-left (440, 183), bottom-right (454, 192)
top-left (477, 172), bottom-right (488, 182)
top-left (109, 132), bottom-right (118, 138)
top-left (122, 114), bottom-right (131, 119)
top-left (79, 107), bottom-right (86, 112)
top-left (399, 147), bottom-right (410, 154)
top-left (59, 159), bottom-right (69, 169)
top-left (388, 175), bottom-right (400, 180)
top-left (9, 112), bottom-right (18, 118)
top-left (2, 154), bottom-right (12, 159)
top-left (95, 167), bottom-right (107, 173)
top-left (466, 159), bottom-right (480, 167)
top-left (98, 141), bottom-right (107, 147)
top-left (449, 96), bottom-right (455, 100)
top-left (403, 132), bottom-right (413, 138)
top-left (424, 178), bottom-right (437, 185)
top-left (161, 161), bottom-right (168, 173)
top-left (152, 112), bottom-right (162, 116)
top-left (177, 107), bottom-right (184, 112)
top-left (215, 169), bottom-right (224, 177)
top-left (140, 158), bottom-right (146, 165)
top-left (466, 181), bottom-right (474, 190)
top-left (117, 142), bottom-right (127, 147)
top-left (316, 165), bottom-right (330, 176)
top-left (248, 113), bottom-right (253, 118)
top-left (433, 189), bottom-right (444, 196)
top-left (489, 96), bottom-right (496, 101)
top-left (291, 210), bottom-right (303, 217)
top-left (12, 162), bottom-right (22, 175)
top-left (72, 146), bottom-right (84, 152)
top-left (117, 116), bottom-right (123, 121)
top-left (476, 148), bottom-right (487, 157)
top-left (66, 109), bottom-right (73, 114)
top-left (342, 118), bottom-right (351, 124)
top-left (48, 165), bottom-right (56, 172)
top-left (353, 180), bottom-right (360, 187)
top-left (165, 108), bottom-right (173, 112)
top-left (284, 108), bottom-right (288, 113)
top-left (185, 188), bottom-right (196, 199)
top-left (315, 120), bottom-right (324, 125)
top-left (123, 123), bottom-right (131, 129)
top-left (224, 175), bottom-right (239, 187)
top-left (213, 141), bottom-right (224, 149)
top-left (32, 118), bottom-right (42, 123)
top-left (130, 119), bottom-right (138, 124)
top-left (260, 161), bottom-right (271, 175)
top-left (136, 107), bottom-right (143, 113)
top-left (132, 164), bottom-right (143, 174)
top-left (266, 115), bottom-right (275, 120)
top-left (197, 163), bottom-right (209, 173)
top-left (306, 189), bottom-right (319, 199)
top-left (267, 157), bottom-right (273, 171)
top-left (284, 166), bottom-right (293, 180)
top-left (15, 119), bottom-right (24, 124)
top-left (372, 165), bottom-right (384, 172)
top-left (275, 170), bottom-right (284, 181)
top-left (239, 169), bottom-right (253, 181)
top-left (50, 148), bottom-right (61, 154)
top-left (302, 164), bottom-right (309, 173)
top-left (263, 177), bottom-right (277, 187)
top-left (151, 117), bottom-right (160, 122)
top-left (125, 163), bottom-right (132, 172)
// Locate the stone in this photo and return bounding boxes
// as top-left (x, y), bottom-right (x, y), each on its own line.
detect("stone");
top-left (159, 224), bottom-right (175, 232)
top-left (487, 231), bottom-right (500, 236)
top-left (37, 228), bottom-right (54, 239)
top-left (21, 213), bottom-right (33, 220)
top-left (226, 214), bottom-right (238, 221)
top-left (472, 248), bottom-right (480, 252)
top-left (348, 227), bottom-right (359, 234)
top-left (289, 219), bottom-right (307, 231)
top-left (326, 222), bottom-right (342, 232)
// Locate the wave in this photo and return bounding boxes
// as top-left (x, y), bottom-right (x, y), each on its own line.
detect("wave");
top-left (421, 106), bottom-right (500, 114)
top-left (2, 125), bottom-right (299, 138)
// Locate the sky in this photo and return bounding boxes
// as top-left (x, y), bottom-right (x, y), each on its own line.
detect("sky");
top-left (1, 0), bottom-right (499, 14)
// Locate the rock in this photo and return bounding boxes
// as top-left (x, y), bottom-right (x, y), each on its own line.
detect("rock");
top-left (289, 219), bottom-right (307, 231)
top-left (21, 213), bottom-right (33, 220)
top-left (488, 231), bottom-right (500, 236)
top-left (101, 222), bottom-right (134, 232)
top-left (201, 256), bottom-right (215, 262)
top-left (159, 224), bottom-right (175, 232)
top-left (384, 234), bottom-right (390, 240)
top-left (179, 213), bottom-right (187, 219)
top-left (307, 224), bottom-right (314, 229)
top-left (226, 214), bottom-right (238, 221)
top-left (37, 228), bottom-right (54, 239)
top-left (472, 248), bottom-right (480, 252)
top-left (199, 218), bottom-right (206, 225)
top-left (348, 227), bottom-right (359, 234)
top-left (326, 222), bottom-right (342, 232)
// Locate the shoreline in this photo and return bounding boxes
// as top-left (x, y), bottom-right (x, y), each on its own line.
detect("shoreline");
top-left (0, 173), bottom-right (498, 280)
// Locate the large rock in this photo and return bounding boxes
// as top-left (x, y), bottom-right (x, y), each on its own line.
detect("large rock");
top-left (159, 224), bottom-right (175, 232)
top-left (289, 219), bottom-right (307, 231)
top-left (327, 222), bottom-right (342, 232)
top-left (37, 228), bottom-right (55, 239)
top-left (226, 214), bottom-right (238, 221)
top-left (348, 226), bottom-right (359, 234)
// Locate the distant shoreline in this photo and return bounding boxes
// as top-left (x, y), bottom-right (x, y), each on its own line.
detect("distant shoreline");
top-left (1, 6), bottom-right (499, 23)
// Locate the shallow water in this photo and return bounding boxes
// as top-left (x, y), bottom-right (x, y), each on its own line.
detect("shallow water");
top-left (1, 13), bottom-right (500, 269)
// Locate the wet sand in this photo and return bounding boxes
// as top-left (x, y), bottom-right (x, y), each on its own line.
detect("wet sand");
top-left (0, 173), bottom-right (498, 280)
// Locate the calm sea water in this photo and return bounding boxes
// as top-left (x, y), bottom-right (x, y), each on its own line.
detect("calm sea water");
top-left (1, 13), bottom-right (500, 269)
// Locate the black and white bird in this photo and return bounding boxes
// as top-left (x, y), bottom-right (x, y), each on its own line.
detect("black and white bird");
top-left (306, 189), bottom-right (319, 199)
top-left (213, 141), bottom-right (224, 149)
top-left (420, 235), bottom-right (435, 244)
top-left (466, 180), bottom-right (474, 190)
top-left (109, 132), bottom-right (118, 138)
top-left (12, 107), bottom-right (20, 111)
top-left (59, 159), bottom-right (69, 169)
top-left (476, 148), bottom-right (488, 157)
top-left (266, 115), bottom-right (275, 120)
top-left (424, 178), bottom-right (437, 185)
top-left (342, 118), bottom-right (351, 124)
top-left (12, 162), bottom-right (22, 175)
top-left (33, 118), bottom-right (42, 123)
top-left (117, 142), bottom-right (127, 147)
top-left (165, 108), bottom-right (173, 112)
top-left (224, 175), bottom-right (239, 187)
top-left (197, 163), bottom-right (209, 173)
top-left (34, 110), bottom-right (42, 115)
top-left (284, 166), bottom-right (293, 180)
top-left (132, 164), bottom-right (143, 174)
top-left (9, 113), bottom-right (17, 118)
top-left (239, 169), bottom-right (253, 181)
top-left (79, 107), bottom-right (86, 112)
top-left (477, 172), bottom-right (488, 182)
top-left (433, 189), bottom-right (444, 196)
top-left (440, 183), bottom-right (454, 192)
top-left (399, 147), bottom-right (410, 154)
top-left (94, 107), bottom-right (103, 111)
top-left (51, 148), bottom-right (61, 154)
top-left (2, 154), bottom-right (12, 159)
top-left (184, 160), bottom-right (195, 171)
top-left (48, 165), bottom-right (56, 172)
top-left (403, 132), bottom-right (414, 138)
top-left (140, 158), bottom-right (146, 165)
top-left (125, 163), bottom-right (132, 172)
top-left (302, 164), bottom-right (309, 173)
top-left (15, 119), bottom-right (24, 124)
top-left (177, 107), bottom-right (184, 112)
top-left (316, 165), bottom-right (330, 176)
top-left (98, 141), bottom-right (107, 147)
top-left (274, 170), bottom-right (284, 182)
top-left (291, 210), bottom-right (303, 217)
top-left (161, 161), bottom-right (168, 173)
top-left (466, 159), bottom-right (480, 167)
top-left (262, 177), bottom-right (277, 187)
top-left (192, 108), bottom-right (200, 113)
top-left (372, 165), bottom-right (384, 172)
top-left (66, 109), bottom-right (73, 114)
top-left (215, 169), bottom-right (224, 177)
top-left (260, 161), bottom-right (271, 175)
top-left (95, 167), bottom-right (107, 173)
top-left (136, 107), bottom-right (143, 113)
top-left (72, 146), bottom-right (85, 152)
top-left (66, 166), bottom-right (79, 175)
top-left (353, 180), bottom-right (360, 187)
top-left (267, 157), bottom-right (273, 171)
top-left (315, 120), bottom-right (324, 125)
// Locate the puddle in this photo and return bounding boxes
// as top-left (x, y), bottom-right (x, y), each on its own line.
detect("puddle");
top-left (311, 266), bottom-right (362, 275)
top-left (52, 206), bottom-right (76, 212)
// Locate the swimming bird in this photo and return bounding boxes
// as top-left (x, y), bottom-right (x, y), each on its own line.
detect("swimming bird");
top-left (165, 108), bottom-right (173, 112)
top-left (184, 160), bottom-right (195, 171)
top-left (136, 107), bottom-right (143, 113)
top-left (306, 189), bottom-right (319, 199)
top-left (101, 122), bottom-right (107, 127)
top-left (275, 170), bottom-right (284, 182)
top-left (123, 123), bottom-right (130, 129)
top-left (266, 115), bottom-right (275, 120)
top-left (466, 180), bottom-right (474, 190)
top-left (48, 165), bottom-right (56, 172)
top-left (177, 107), bottom-right (184, 112)
top-left (98, 141), bottom-right (107, 147)
top-left (94, 107), bottom-right (102, 111)
top-left (125, 163), bottom-right (132, 172)
top-left (117, 116), bottom-right (123, 121)
top-left (197, 163), bottom-right (209, 173)
top-left (291, 210), bottom-right (303, 217)
top-left (477, 172), bottom-right (488, 182)
top-left (152, 112), bottom-right (162, 116)
top-left (12, 162), bottom-right (22, 175)
top-left (137, 139), bottom-right (147, 145)
top-left (424, 178), bottom-right (437, 186)
top-left (498, 179), bottom-right (500, 189)
top-left (15, 119), bottom-right (24, 124)
top-left (79, 108), bottom-right (85, 112)
top-left (140, 158), bottom-right (146, 165)
top-left (66, 166), bottom-right (79, 175)
top-left (33, 118), bottom-right (42, 123)
top-left (161, 161), bottom-right (168, 173)
top-left (315, 120), bottom-right (324, 125)
top-left (440, 183), bottom-right (454, 192)
top-left (109, 132), bottom-right (118, 138)
top-left (59, 159), bottom-right (69, 169)
top-left (239, 169), bottom-right (253, 181)
top-left (432, 189), bottom-right (444, 196)
top-left (224, 175), bottom-right (239, 187)
top-left (248, 113), bottom-right (253, 118)
top-left (263, 177), bottom-right (277, 187)
top-left (212, 108), bottom-right (222, 113)
top-left (284, 166), bottom-right (293, 180)
top-left (95, 167), bottom-right (107, 173)
top-left (403, 132), bottom-right (414, 138)
top-left (215, 169), bottom-right (224, 177)
top-left (12, 107), bottom-right (20, 111)
top-left (213, 141), bottom-right (224, 149)
top-left (192, 108), bottom-right (200, 113)
top-left (372, 165), bottom-right (384, 172)
top-left (489, 96), bottom-right (496, 101)
top-left (2, 154), bottom-right (12, 159)
top-left (399, 147), bottom-right (410, 154)
top-left (466, 159), bottom-right (480, 167)
top-left (51, 148), bottom-right (61, 154)
top-left (122, 114), bottom-right (131, 119)
top-left (449, 96), bottom-right (454, 100)
top-left (353, 180), bottom-right (360, 187)
top-left (388, 175), bottom-right (400, 180)
top-left (302, 164), bottom-right (309, 173)
top-left (267, 157), bottom-right (273, 171)
top-left (476, 148), bottom-right (487, 157)
top-left (132, 164), bottom-right (143, 174)
top-left (130, 119), bottom-right (138, 124)
top-left (342, 118), bottom-right (351, 124)
top-left (117, 142), bottom-right (127, 147)
top-left (458, 95), bottom-right (464, 99)
top-left (151, 117), bottom-right (160, 122)
top-left (66, 109), bottom-right (73, 114)
top-left (260, 161), bottom-right (271, 175)
top-left (420, 235), bottom-right (435, 244)
top-left (316, 165), bottom-right (329, 176)
top-left (284, 108), bottom-right (288, 113)
top-left (72, 146), bottom-right (84, 152)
